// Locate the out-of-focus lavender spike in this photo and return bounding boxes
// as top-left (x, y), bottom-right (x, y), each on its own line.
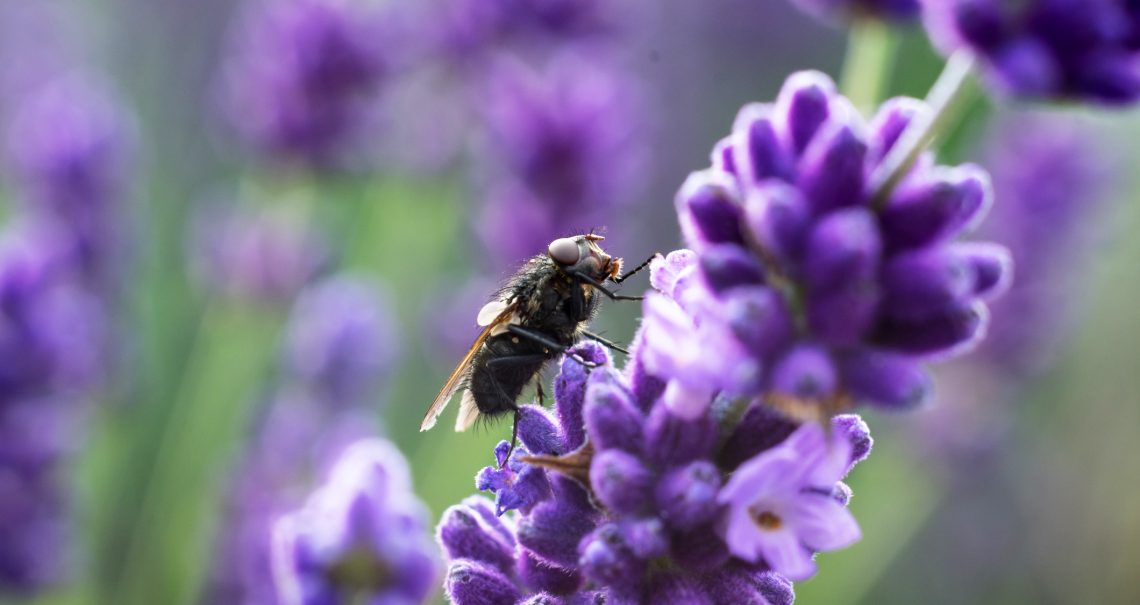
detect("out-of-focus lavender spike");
top-left (922, 0), bottom-right (1140, 104)
top-left (272, 439), bottom-right (439, 604)
top-left (187, 202), bottom-right (331, 304)
top-left (5, 77), bottom-right (133, 290)
top-left (474, 52), bottom-right (647, 265)
top-left (217, 0), bottom-right (399, 168)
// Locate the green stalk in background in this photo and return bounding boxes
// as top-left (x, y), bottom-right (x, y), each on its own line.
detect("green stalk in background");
top-left (840, 17), bottom-right (899, 116)
top-left (108, 176), bottom-right (317, 605)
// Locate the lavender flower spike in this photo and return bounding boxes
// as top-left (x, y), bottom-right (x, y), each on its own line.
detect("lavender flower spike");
top-left (218, 0), bottom-right (396, 166)
top-left (718, 423), bottom-right (861, 581)
top-left (922, 0), bottom-right (1140, 104)
top-left (442, 341), bottom-right (871, 603)
top-left (655, 71), bottom-right (1012, 416)
top-left (272, 439), bottom-right (439, 605)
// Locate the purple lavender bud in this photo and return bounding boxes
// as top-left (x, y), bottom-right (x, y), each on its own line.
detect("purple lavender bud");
top-left (518, 405), bottom-right (565, 456)
top-left (742, 182), bottom-right (812, 265)
top-left (867, 97), bottom-right (929, 167)
top-left (583, 374), bottom-right (644, 454)
top-left (590, 450), bottom-right (654, 515)
top-left (796, 122), bottom-right (868, 216)
top-left (620, 518), bottom-right (669, 560)
top-left (831, 481), bottom-right (854, 506)
top-left (283, 275), bottom-right (395, 405)
top-left (754, 570), bottom-right (795, 605)
top-left (625, 330), bottom-right (667, 414)
top-left (719, 403), bottom-right (799, 470)
top-left (447, 559), bottom-right (522, 605)
top-left (832, 414), bottom-right (874, 469)
top-left (802, 208), bottom-right (881, 293)
top-left (669, 523), bottom-right (732, 573)
top-left (518, 551), bottom-right (581, 596)
top-left (957, 242), bottom-right (1013, 299)
top-left (517, 498), bottom-right (598, 568)
top-left (698, 244), bottom-right (767, 294)
top-left (774, 71), bottom-right (835, 157)
top-left (644, 403), bottom-right (717, 469)
top-left (879, 165), bottom-right (992, 251)
top-left (882, 246), bottom-right (977, 319)
top-left (644, 573), bottom-right (712, 605)
top-left (875, 300), bottom-right (989, 358)
top-left (555, 342), bottom-right (609, 450)
top-left (677, 170), bottom-right (746, 249)
top-left (731, 104), bottom-right (794, 183)
top-left (839, 348), bottom-right (934, 410)
top-left (578, 524), bottom-right (644, 589)
top-left (272, 439), bottom-right (438, 605)
top-left (655, 461), bottom-right (721, 531)
top-left (769, 344), bottom-right (838, 400)
top-left (438, 503), bottom-right (517, 571)
top-left (711, 135), bottom-right (738, 175)
top-left (462, 495), bottom-right (517, 547)
top-left (702, 568), bottom-right (793, 605)
top-left (723, 287), bottom-right (796, 361)
top-left (806, 280), bottom-right (881, 347)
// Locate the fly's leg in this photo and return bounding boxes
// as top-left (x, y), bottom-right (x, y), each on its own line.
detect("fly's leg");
top-left (506, 325), bottom-right (599, 369)
top-left (612, 253), bottom-right (659, 284)
top-left (581, 330), bottom-right (629, 355)
top-left (571, 272), bottom-right (644, 301)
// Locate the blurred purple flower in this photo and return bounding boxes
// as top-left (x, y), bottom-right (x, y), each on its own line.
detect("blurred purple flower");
top-left (218, 0), bottom-right (396, 167)
top-left (971, 112), bottom-right (1112, 376)
top-left (5, 76), bottom-right (132, 288)
top-left (475, 53), bottom-right (646, 264)
top-left (283, 276), bottom-right (397, 405)
top-left (0, 398), bottom-right (75, 592)
top-left (272, 439), bottom-right (439, 605)
top-left (791, 0), bottom-right (921, 23)
top-left (438, 341), bottom-right (871, 603)
top-left (0, 224), bottom-right (106, 402)
top-left (433, 0), bottom-right (617, 62)
top-left (654, 71), bottom-right (1011, 417)
top-left (915, 112), bottom-right (1116, 455)
top-left (922, 0), bottom-right (1140, 104)
top-left (189, 203), bottom-right (330, 303)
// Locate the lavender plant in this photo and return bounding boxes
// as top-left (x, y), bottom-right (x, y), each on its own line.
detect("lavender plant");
top-left (0, 71), bottom-right (128, 593)
top-left (272, 439), bottom-right (439, 605)
top-left (922, 0), bottom-right (1140, 103)
top-left (218, 0), bottom-right (397, 167)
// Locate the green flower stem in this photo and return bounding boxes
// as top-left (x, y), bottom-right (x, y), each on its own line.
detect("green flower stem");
top-left (840, 17), bottom-right (899, 115)
top-left (110, 174), bottom-right (318, 605)
top-left (869, 51), bottom-right (980, 207)
top-left (111, 301), bottom-right (283, 605)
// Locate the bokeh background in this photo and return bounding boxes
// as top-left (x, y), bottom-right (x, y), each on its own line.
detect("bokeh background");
top-left (1, 0), bottom-right (1138, 604)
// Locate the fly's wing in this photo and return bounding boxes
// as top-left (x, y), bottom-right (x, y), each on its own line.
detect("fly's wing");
top-left (419, 300), bottom-right (516, 432)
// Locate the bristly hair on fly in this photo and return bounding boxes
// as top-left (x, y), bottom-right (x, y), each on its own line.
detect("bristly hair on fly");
top-left (420, 233), bottom-right (656, 453)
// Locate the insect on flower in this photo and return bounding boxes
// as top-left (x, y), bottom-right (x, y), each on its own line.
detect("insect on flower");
top-left (420, 234), bottom-right (653, 444)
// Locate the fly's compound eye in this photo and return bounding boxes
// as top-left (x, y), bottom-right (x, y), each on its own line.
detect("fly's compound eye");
top-left (548, 237), bottom-right (581, 265)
